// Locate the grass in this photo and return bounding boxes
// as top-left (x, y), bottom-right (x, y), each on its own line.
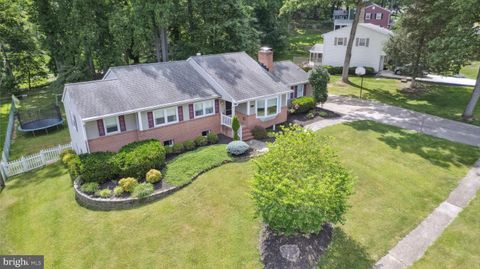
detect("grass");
top-left (460, 61), bottom-right (480, 79)
top-left (0, 101), bottom-right (11, 153)
top-left (1, 121), bottom-right (478, 268)
top-left (164, 144), bottom-right (233, 186)
top-left (412, 196), bottom-right (480, 269)
top-left (276, 28), bottom-right (324, 61)
top-left (329, 75), bottom-right (480, 126)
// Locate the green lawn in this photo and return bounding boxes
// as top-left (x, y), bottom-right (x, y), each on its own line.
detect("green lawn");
top-left (1, 121), bottom-right (478, 268)
top-left (412, 195), bottom-right (480, 269)
top-left (460, 61), bottom-right (480, 79)
top-left (0, 100), bottom-right (11, 153)
top-left (329, 75), bottom-right (480, 126)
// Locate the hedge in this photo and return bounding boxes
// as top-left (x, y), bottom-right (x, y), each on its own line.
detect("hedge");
top-left (79, 152), bottom-right (119, 183)
top-left (290, 96), bottom-right (316, 114)
top-left (114, 140), bottom-right (166, 179)
top-left (323, 65), bottom-right (376, 76)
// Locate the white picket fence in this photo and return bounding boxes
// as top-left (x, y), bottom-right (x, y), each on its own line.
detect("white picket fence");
top-left (0, 143), bottom-right (72, 178)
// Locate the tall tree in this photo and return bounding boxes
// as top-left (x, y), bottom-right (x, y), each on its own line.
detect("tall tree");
top-left (462, 67), bottom-right (480, 121)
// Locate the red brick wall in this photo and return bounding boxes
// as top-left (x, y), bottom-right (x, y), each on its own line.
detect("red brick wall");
top-left (88, 130), bottom-right (139, 152)
top-left (236, 107), bottom-right (288, 130)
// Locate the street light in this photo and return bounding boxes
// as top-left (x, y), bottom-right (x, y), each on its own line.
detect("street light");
top-left (355, 66), bottom-right (366, 99)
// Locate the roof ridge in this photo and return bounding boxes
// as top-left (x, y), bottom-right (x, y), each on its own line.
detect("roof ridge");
top-left (110, 60), bottom-right (187, 70)
top-left (65, 79), bottom-right (118, 87)
top-left (192, 51), bottom-right (248, 59)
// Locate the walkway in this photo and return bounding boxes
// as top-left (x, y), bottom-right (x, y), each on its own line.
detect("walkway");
top-left (304, 96), bottom-right (480, 268)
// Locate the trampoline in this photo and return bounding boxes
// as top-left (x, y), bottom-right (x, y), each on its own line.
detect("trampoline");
top-left (17, 105), bottom-right (64, 134)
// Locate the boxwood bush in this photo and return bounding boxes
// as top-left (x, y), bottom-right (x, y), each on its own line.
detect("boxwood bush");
top-left (183, 140), bottom-right (196, 151)
top-left (79, 152), bottom-right (119, 183)
top-left (194, 136), bottom-right (208, 147)
top-left (290, 96), bottom-right (316, 114)
top-left (172, 143), bottom-right (185, 154)
top-left (206, 132), bottom-right (219, 144)
top-left (114, 140), bottom-right (166, 179)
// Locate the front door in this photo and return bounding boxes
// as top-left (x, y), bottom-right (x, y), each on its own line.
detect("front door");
top-left (225, 101), bottom-right (232, 116)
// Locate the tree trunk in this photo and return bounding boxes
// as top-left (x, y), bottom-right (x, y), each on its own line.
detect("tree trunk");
top-left (187, 0), bottom-right (195, 36)
top-left (341, 2), bottom-right (364, 83)
top-left (462, 66), bottom-right (480, 120)
top-left (153, 26), bottom-right (162, 62)
top-left (160, 27), bottom-right (168, 62)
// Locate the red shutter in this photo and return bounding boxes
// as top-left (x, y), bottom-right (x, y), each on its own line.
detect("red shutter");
top-left (189, 104), bottom-right (194, 119)
top-left (215, 99), bottom-right (220, 114)
top-left (290, 86), bottom-right (295, 99)
top-left (147, 112), bottom-right (154, 128)
top-left (97, 119), bottom-right (105, 136)
top-left (178, 106), bottom-right (183, 121)
top-left (119, 115), bottom-right (126, 132)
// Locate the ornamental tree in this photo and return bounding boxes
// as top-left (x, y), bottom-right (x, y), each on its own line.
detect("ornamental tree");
top-left (251, 125), bottom-right (354, 235)
top-left (231, 116), bottom-right (240, 140)
top-left (310, 66), bottom-right (330, 105)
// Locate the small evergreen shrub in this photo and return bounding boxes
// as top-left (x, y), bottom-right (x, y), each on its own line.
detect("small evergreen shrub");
top-left (114, 140), bottom-right (166, 179)
top-left (183, 140), bottom-right (196, 151)
top-left (113, 186), bottom-right (124, 197)
top-left (206, 132), bottom-right (219, 144)
top-left (67, 155), bottom-right (81, 179)
top-left (310, 66), bottom-right (330, 104)
top-left (172, 143), bottom-right (185, 154)
top-left (194, 136), bottom-right (208, 147)
top-left (251, 126), bottom-right (267, 140)
top-left (132, 183), bottom-right (154, 198)
top-left (232, 116), bottom-right (240, 140)
top-left (95, 188), bottom-right (112, 198)
top-left (146, 169), bottom-right (162, 184)
top-left (226, 141), bottom-right (250, 156)
top-left (59, 148), bottom-right (76, 160)
top-left (118, 177), bottom-right (138, 193)
top-left (290, 96), bottom-right (316, 114)
top-left (79, 152), bottom-right (119, 183)
top-left (164, 146), bottom-right (173, 155)
top-left (80, 182), bottom-right (99, 194)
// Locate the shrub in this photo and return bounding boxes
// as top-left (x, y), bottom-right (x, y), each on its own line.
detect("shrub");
top-left (146, 169), bottom-right (162, 184)
top-left (310, 66), bottom-right (330, 104)
top-left (226, 141), bottom-right (250, 156)
top-left (252, 126), bottom-right (267, 140)
top-left (132, 183), bottom-right (154, 198)
top-left (67, 155), bottom-right (81, 179)
top-left (113, 186), bottom-right (124, 197)
top-left (206, 132), bottom-right (219, 144)
top-left (118, 177), bottom-right (138, 193)
top-left (79, 152), bottom-right (119, 183)
top-left (290, 96), bottom-right (316, 114)
top-left (62, 153), bottom-right (75, 166)
top-left (252, 125), bottom-right (354, 235)
top-left (95, 188), bottom-right (112, 198)
top-left (172, 143), bottom-right (185, 154)
top-left (324, 65), bottom-right (375, 76)
top-left (232, 116), bottom-right (240, 140)
top-left (59, 148), bottom-right (76, 160)
top-left (164, 146), bottom-right (173, 155)
top-left (183, 140), bottom-right (196, 151)
top-left (194, 136), bottom-right (208, 147)
top-left (80, 182), bottom-right (99, 194)
top-left (115, 140), bottom-right (166, 179)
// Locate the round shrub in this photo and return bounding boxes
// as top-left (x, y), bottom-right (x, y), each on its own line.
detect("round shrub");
top-left (118, 177), bottom-right (138, 193)
top-left (95, 188), bottom-right (112, 198)
top-left (80, 182), bottom-right (99, 194)
top-left (226, 141), bottom-right (250, 156)
top-left (146, 169), bottom-right (162, 184)
top-left (183, 140), bottom-right (196, 151)
top-left (60, 148), bottom-right (76, 160)
top-left (172, 143), bottom-right (185, 154)
top-left (206, 132), bottom-right (219, 144)
top-left (79, 152), bottom-right (119, 183)
top-left (115, 140), bottom-right (166, 179)
top-left (251, 126), bottom-right (267, 140)
top-left (290, 96), bottom-right (316, 114)
top-left (252, 125), bottom-right (354, 235)
top-left (62, 153), bottom-right (75, 166)
top-left (194, 136), bottom-right (208, 147)
top-left (113, 186), bottom-right (124, 197)
top-left (132, 183), bottom-right (154, 198)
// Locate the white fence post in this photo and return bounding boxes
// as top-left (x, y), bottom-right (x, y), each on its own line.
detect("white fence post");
top-left (40, 150), bottom-right (46, 165)
top-left (21, 157), bottom-right (28, 172)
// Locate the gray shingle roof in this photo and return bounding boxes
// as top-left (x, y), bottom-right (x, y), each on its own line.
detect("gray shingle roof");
top-left (271, 61), bottom-right (310, 86)
top-left (65, 61), bottom-right (219, 119)
top-left (191, 52), bottom-right (290, 102)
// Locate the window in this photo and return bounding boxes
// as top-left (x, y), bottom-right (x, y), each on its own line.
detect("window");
top-left (194, 100), bottom-right (215, 117)
top-left (365, 13), bottom-right (371, 20)
top-left (356, 38), bottom-right (369, 47)
top-left (256, 97), bottom-right (278, 117)
top-left (297, 84), bottom-right (305, 97)
top-left (104, 117), bottom-right (119, 134)
top-left (376, 13), bottom-right (383, 20)
top-left (334, 37), bottom-right (347, 46)
top-left (154, 106), bottom-right (178, 126)
top-left (201, 130), bottom-right (210, 136)
top-left (163, 139), bottom-right (174, 147)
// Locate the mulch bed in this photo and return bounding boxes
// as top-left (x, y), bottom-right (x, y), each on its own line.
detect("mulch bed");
top-left (89, 178), bottom-right (173, 199)
top-left (259, 224), bottom-right (333, 269)
top-left (287, 108), bottom-right (341, 126)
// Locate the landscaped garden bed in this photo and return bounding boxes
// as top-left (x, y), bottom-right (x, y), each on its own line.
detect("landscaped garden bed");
top-left (286, 96), bottom-right (341, 126)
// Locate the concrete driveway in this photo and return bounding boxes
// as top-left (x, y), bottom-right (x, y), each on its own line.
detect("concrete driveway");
top-left (307, 96), bottom-right (480, 147)
top-left (378, 71), bottom-right (476, 87)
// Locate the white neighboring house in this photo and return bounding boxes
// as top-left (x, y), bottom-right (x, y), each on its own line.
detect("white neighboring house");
top-left (315, 23), bottom-right (393, 72)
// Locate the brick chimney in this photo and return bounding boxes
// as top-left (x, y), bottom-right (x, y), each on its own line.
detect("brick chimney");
top-left (258, 46), bottom-right (273, 72)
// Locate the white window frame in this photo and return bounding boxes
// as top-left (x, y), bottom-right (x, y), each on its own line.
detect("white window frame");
top-left (201, 130), bottom-right (211, 137)
top-left (153, 106), bottom-right (179, 127)
top-left (356, 38), bottom-right (369, 47)
top-left (365, 13), bottom-right (371, 20)
top-left (194, 100), bottom-right (215, 118)
top-left (376, 13), bottom-right (382, 20)
top-left (334, 37), bottom-right (347, 46)
top-left (297, 84), bottom-right (305, 97)
top-left (104, 116), bottom-right (120, 135)
top-left (256, 97), bottom-right (279, 118)
top-left (163, 139), bottom-right (174, 147)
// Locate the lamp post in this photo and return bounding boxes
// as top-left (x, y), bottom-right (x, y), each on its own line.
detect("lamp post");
top-left (355, 66), bottom-right (366, 99)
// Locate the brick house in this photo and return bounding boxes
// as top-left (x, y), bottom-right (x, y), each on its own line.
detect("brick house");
top-left (63, 48), bottom-right (311, 153)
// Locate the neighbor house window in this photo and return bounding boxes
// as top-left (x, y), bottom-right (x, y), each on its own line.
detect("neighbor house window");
top-left (163, 139), bottom-right (174, 147)
top-left (365, 13), bottom-right (371, 20)
top-left (356, 38), bottom-right (370, 47)
top-left (104, 117), bottom-right (119, 134)
top-left (154, 106), bottom-right (178, 126)
top-left (334, 37), bottom-right (347, 46)
top-left (376, 13), bottom-right (383, 20)
top-left (256, 97), bottom-right (278, 117)
top-left (194, 100), bottom-right (214, 117)
top-left (297, 84), bottom-right (305, 97)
